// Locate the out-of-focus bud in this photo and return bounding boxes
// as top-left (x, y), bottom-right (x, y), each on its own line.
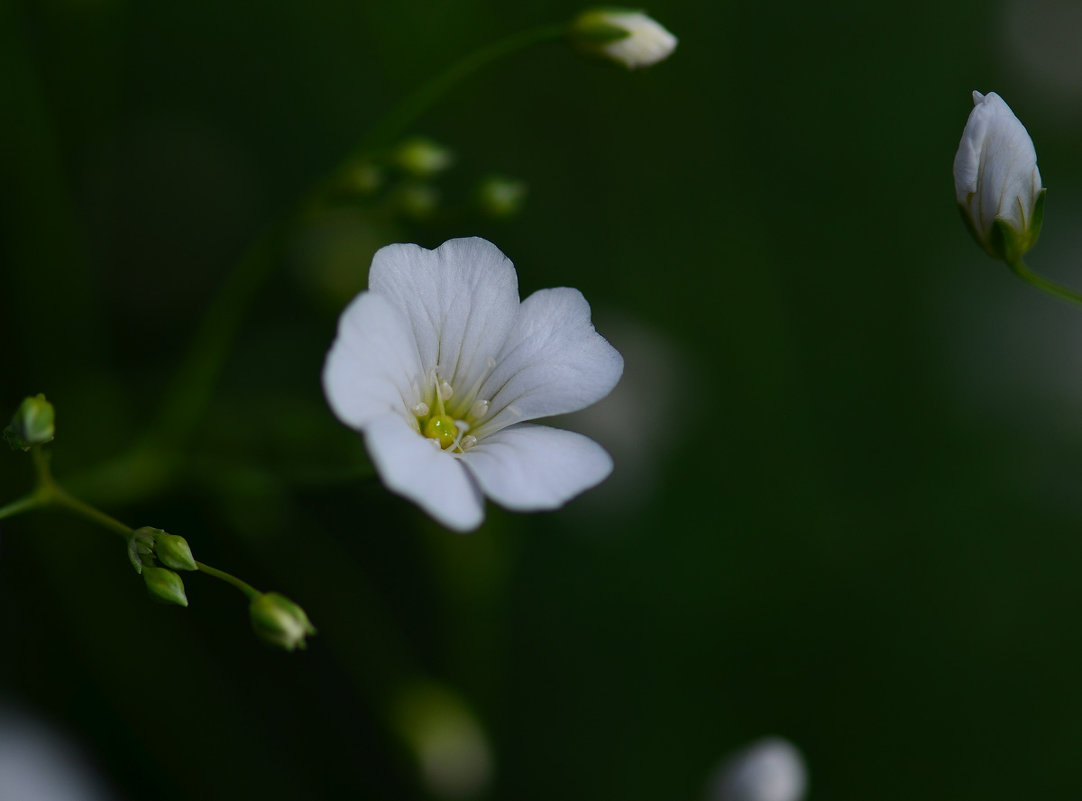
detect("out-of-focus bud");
top-left (155, 532), bottom-right (197, 572)
top-left (4, 394), bottom-right (55, 452)
top-left (392, 183), bottom-right (440, 221)
top-left (475, 175), bottom-right (528, 219)
top-left (393, 682), bottom-right (493, 800)
top-left (346, 161), bottom-right (384, 195)
top-left (707, 737), bottom-right (807, 801)
top-left (142, 567), bottom-right (188, 608)
top-left (394, 138), bottom-right (454, 178)
top-left (954, 91), bottom-right (1045, 264)
top-left (570, 8), bottom-right (677, 69)
top-left (249, 592), bottom-right (316, 651)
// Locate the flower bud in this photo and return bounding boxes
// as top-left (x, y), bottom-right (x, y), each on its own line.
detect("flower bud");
top-left (249, 592), bottom-right (316, 651)
top-left (155, 532), bottom-right (197, 572)
top-left (475, 175), bottom-right (528, 219)
top-left (142, 567), bottom-right (188, 607)
top-left (4, 394), bottom-right (55, 452)
top-left (393, 138), bottom-right (454, 178)
top-left (954, 91), bottom-right (1045, 264)
top-left (570, 9), bottom-right (677, 69)
top-left (127, 527), bottom-right (156, 574)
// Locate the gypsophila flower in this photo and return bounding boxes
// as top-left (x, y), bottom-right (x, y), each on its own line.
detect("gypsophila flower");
top-left (322, 237), bottom-right (623, 531)
top-left (953, 91), bottom-right (1045, 263)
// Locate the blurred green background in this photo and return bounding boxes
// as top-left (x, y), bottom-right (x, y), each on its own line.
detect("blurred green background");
top-left (4, 0), bottom-right (1082, 798)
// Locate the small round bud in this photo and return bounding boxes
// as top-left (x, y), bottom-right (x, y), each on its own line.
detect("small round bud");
top-left (249, 592), bottom-right (316, 651)
top-left (393, 137), bottom-right (454, 178)
top-left (155, 532), bottom-right (197, 572)
top-left (4, 394), bottom-right (55, 452)
top-left (127, 527), bottom-right (157, 575)
top-left (142, 567), bottom-right (188, 608)
top-left (476, 176), bottom-right (527, 219)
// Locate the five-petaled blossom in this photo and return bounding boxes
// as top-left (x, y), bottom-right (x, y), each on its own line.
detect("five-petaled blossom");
top-left (953, 90), bottom-right (1045, 264)
top-left (323, 237), bottom-right (623, 531)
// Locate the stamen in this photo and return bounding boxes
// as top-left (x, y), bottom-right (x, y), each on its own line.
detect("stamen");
top-left (460, 435), bottom-right (477, 451)
top-left (411, 402), bottom-right (430, 416)
top-left (457, 357), bottom-right (497, 414)
top-left (439, 381), bottom-right (454, 400)
top-left (469, 399), bottom-right (490, 420)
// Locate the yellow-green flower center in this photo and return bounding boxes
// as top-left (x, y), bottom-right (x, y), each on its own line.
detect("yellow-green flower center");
top-left (411, 366), bottom-right (494, 453)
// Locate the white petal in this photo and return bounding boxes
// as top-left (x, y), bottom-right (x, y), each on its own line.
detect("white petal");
top-left (322, 292), bottom-right (423, 429)
top-left (365, 413), bottom-right (485, 532)
top-left (368, 238), bottom-right (520, 393)
top-left (476, 288), bottom-right (623, 435)
top-left (461, 424), bottom-right (613, 511)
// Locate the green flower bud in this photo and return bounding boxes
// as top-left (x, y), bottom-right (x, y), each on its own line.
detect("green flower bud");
top-left (155, 532), bottom-right (197, 572)
top-left (4, 394), bottom-right (55, 452)
top-left (392, 183), bottom-right (439, 221)
top-left (142, 566), bottom-right (188, 607)
top-left (393, 137), bottom-right (453, 178)
top-left (476, 176), bottom-right (528, 219)
top-left (249, 592), bottom-right (316, 651)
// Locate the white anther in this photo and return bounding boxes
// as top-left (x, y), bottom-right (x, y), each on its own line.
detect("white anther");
top-left (460, 435), bottom-right (477, 450)
top-left (428, 438), bottom-right (442, 450)
top-left (411, 402), bottom-right (430, 416)
top-left (454, 419), bottom-right (470, 433)
top-left (469, 399), bottom-right (490, 419)
top-left (439, 381), bottom-right (454, 400)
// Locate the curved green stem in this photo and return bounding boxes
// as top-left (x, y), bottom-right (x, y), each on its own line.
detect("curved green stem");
top-left (356, 23), bottom-right (567, 153)
top-left (196, 561), bottom-right (260, 600)
top-left (1008, 258), bottom-right (1082, 309)
top-left (0, 493), bottom-right (43, 521)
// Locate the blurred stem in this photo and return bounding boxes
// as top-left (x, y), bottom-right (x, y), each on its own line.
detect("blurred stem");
top-left (355, 22), bottom-right (568, 153)
top-left (1008, 258), bottom-right (1082, 309)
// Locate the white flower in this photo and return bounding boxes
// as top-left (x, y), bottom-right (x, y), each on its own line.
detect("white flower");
top-left (953, 90), bottom-right (1045, 262)
top-left (571, 9), bottom-right (678, 69)
top-left (708, 738), bottom-right (808, 801)
top-left (322, 237), bottom-right (623, 532)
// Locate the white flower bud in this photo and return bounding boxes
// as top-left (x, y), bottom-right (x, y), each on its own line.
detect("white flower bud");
top-left (571, 9), bottom-right (677, 69)
top-left (953, 91), bottom-right (1045, 263)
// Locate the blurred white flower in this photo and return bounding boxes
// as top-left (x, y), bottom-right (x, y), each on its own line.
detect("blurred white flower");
top-left (0, 705), bottom-right (116, 801)
top-left (708, 737), bottom-right (807, 801)
top-left (953, 91), bottom-right (1045, 263)
top-left (323, 237), bottom-right (623, 531)
top-left (571, 9), bottom-right (677, 69)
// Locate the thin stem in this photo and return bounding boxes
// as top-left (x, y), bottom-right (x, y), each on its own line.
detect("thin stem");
top-left (356, 23), bottom-right (568, 153)
top-left (0, 493), bottom-right (43, 521)
top-left (196, 561), bottom-right (260, 600)
top-left (1008, 258), bottom-right (1082, 309)
top-left (50, 488), bottom-right (133, 539)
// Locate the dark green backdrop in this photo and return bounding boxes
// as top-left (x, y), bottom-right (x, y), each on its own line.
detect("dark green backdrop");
top-left (3, 0), bottom-right (1082, 798)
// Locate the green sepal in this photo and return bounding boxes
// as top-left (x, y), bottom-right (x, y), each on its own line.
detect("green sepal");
top-left (127, 527), bottom-right (157, 575)
top-left (142, 567), bottom-right (188, 607)
top-left (572, 22), bottom-right (631, 44)
top-left (957, 204), bottom-right (995, 259)
top-left (1028, 188), bottom-right (1046, 251)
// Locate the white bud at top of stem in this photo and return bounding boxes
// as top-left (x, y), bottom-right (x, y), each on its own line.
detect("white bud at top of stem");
top-left (953, 90), bottom-right (1045, 263)
top-left (570, 8), bottom-right (677, 69)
